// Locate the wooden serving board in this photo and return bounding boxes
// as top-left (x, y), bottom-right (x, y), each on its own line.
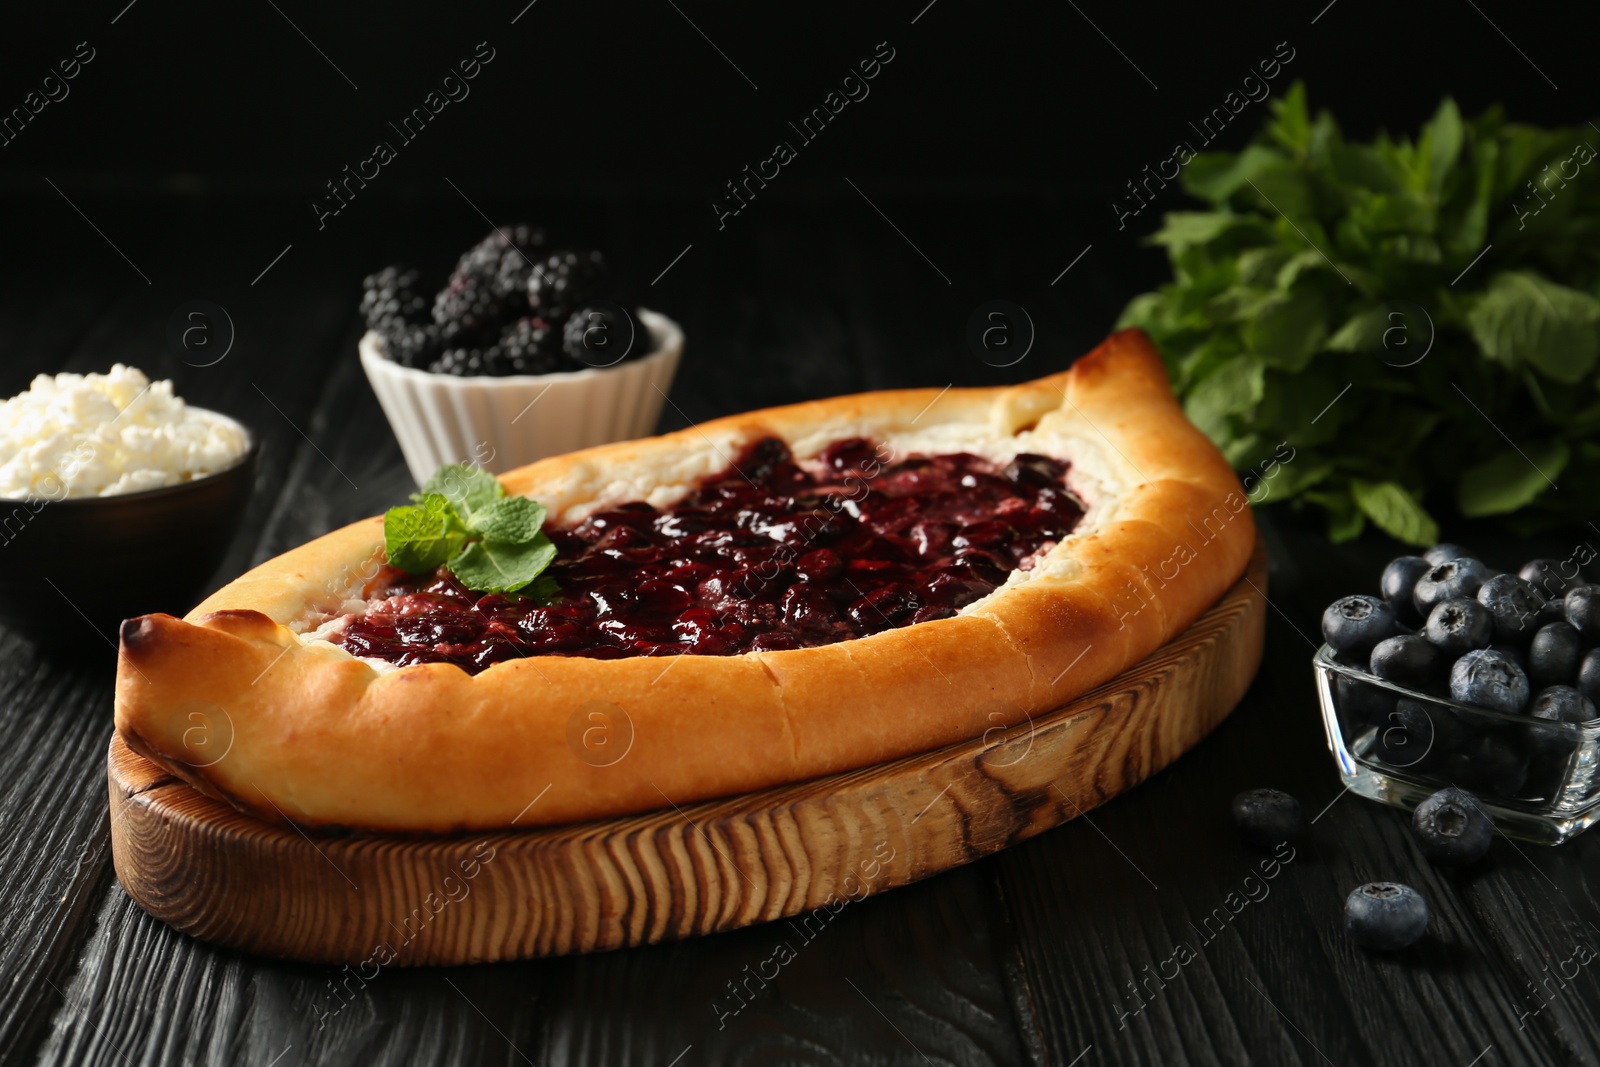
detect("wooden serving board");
top-left (109, 539), bottom-right (1267, 966)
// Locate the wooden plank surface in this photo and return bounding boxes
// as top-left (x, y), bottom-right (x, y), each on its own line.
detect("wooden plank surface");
top-left (7, 195), bottom-right (1600, 1067)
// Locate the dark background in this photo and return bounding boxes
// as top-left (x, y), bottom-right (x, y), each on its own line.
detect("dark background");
top-left (9, 4), bottom-right (1600, 1067)
top-left (3, 0), bottom-right (1596, 402)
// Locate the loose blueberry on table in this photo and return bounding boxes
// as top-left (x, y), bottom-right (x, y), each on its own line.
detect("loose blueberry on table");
top-left (1230, 788), bottom-right (1304, 849)
top-left (1345, 882), bottom-right (1430, 951)
top-left (334, 437), bottom-right (1085, 674)
top-left (1321, 544), bottom-right (1600, 803)
top-left (360, 225), bottom-right (651, 376)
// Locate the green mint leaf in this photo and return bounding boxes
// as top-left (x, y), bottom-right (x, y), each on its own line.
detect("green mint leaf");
top-left (522, 572), bottom-right (562, 605)
top-left (1305, 488), bottom-right (1366, 543)
top-left (1235, 247), bottom-right (1292, 289)
top-left (1324, 307), bottom-right (1390, 352)
top-left (1418, 97), bottom-right (1464, 199)
top-left (419, 464), bottom-right (504, 524)
top-left (1458, 440), bottom-right (1569, 517)
top-left (1327, 143), bottom-right (1407, 196)
top-left (1350, 481), bottom-right (1439, 547)
top-left (1327, 507), bottom-right (1366, 543)
top-left (1122, 84), bottom-right (1600, 544)
top-left (1144, 213), bottom-right (1248, 254)
top-left (1182, 355), bottom-right (1264, 441)
top-left (466, 495), bottom-right (547, 544)
top-left (1182, 144), bottom-right (1283, 204)
top-left (1267, 82), bottom-right (1311, 156)
top-left (1242, 290), bottom-right (1328, 371)
top-left (1446, 133), bottom-right (1496, 257)
top-left (1467, 271), bottom-right (1600, 383)
top-left (1115, 292), bottom-right (1166, 333)
top-left (447, 531), bottom-right (557, 594)
top-left (384, 494), bottom-right (468, 574)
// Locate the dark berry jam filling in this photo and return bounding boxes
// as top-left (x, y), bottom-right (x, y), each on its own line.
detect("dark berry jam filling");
top-left (333, 436), bottom-right (1084, 674)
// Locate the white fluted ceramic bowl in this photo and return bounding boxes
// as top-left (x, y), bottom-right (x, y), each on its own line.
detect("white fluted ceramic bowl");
top-left (360, 309), bottom-right (683, 485)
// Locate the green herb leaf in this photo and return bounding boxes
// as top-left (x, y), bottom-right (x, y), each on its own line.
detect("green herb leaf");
top-left (1305, 487), bottom-right (1366, 542)
top-left (1242, 290), bottom-right (1328, 371)
top-left (447, 531), bottom-right (557, 594)
top-left (522, 572), bottom-right (562, 605)
top-left (1146, 212), bottom-right (1246, 254)
top-left (1119, 81), bottom-right (1600, 542)
top-left (384, 494), bottom-right (467, 574)
top-left (468, 495), bottom-right (547, 544)
top-left (1467, 271), bottom-right (1600, 383)
top-left (1350, 480), bottom-right (1439, 547)
top-left (1184, 145), bottom-right (1283, 203)
top-left (1418, 97), bottom-right (1464, 199)
top-left (1458, 440), bottom-right (1569, 517)
top-left (386, 464), bottom-right (560, 595)
top-left (1324, 307), bottom-right (1391, 352)
top-left (418, 464), bottom-right (504, 524)
top-left (1183, 355), bottom-right (1264, 441)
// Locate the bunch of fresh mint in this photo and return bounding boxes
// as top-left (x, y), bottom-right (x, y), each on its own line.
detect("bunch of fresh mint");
top-left (1118, 82), bottom-right (1600, 544)
top-left (384, 464), bottom-right (557, 595)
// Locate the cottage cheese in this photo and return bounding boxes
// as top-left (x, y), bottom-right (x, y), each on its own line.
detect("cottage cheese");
top-left (0, 365), bottom-right (248, 499)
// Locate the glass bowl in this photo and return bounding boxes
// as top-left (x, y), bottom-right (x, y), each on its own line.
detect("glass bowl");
top-left (1313, 645), bottom-right (1600, 843)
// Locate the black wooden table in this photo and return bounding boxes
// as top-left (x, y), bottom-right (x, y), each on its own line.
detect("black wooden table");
top-left (3, 191), bottom-right (1599, 1067)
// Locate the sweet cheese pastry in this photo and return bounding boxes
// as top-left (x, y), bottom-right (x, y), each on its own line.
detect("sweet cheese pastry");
top-left (114, 329), bottom-right (1254, 833)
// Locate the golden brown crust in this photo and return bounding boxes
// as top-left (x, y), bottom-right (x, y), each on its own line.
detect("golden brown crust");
top-left (114, 329), bottom-right (1254, 832)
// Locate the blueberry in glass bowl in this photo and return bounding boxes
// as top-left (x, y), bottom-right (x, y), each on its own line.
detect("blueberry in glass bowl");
top-left (1314, 543), bottom-right (1600, 843)
top-left (356, 226), bottom-right (685, 487)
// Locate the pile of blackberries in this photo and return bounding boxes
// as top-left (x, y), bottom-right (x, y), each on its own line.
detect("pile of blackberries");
top-left (1323, 543), bottom-right (1597, 800)
top-left (359, 227), bottom-right (651, 376)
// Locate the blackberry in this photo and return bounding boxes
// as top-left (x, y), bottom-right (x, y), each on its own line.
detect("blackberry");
top-left (495, 317), bottom-right (565, 375)
top-left (452, 224), bottom-right (546, 313)
top-left (361, 266), bottom-right (428, 330)
top-left (527, 249), bottom-right (610, 322)
top-left (429, 346), bottom-right (500, 377)
top-left (432, 276), bottom-right (505, 347)
top-left (452, 224), bottom-right (543, 281)
top-left (563, 303), bottom-right (643, 368)
top-left (380, 322), bottom-right (440, 369)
